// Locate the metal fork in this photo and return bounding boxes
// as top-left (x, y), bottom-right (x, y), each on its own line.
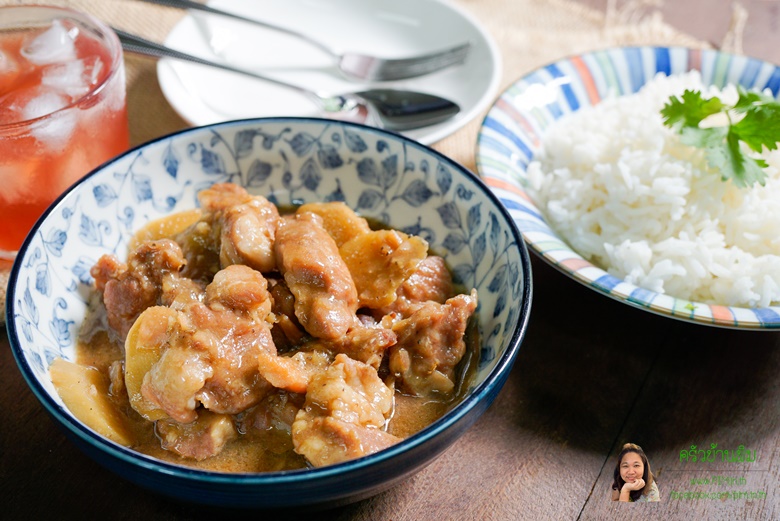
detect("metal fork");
top-left (115, 29), bottom-right (461, 131)
top-left (137, 0), bottom-right (471, 81)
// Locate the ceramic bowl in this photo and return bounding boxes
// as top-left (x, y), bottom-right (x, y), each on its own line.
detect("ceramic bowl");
top-left (476, 46), bottom-right (780, 329)
top-left (6, 117), bottom-right (532, 509)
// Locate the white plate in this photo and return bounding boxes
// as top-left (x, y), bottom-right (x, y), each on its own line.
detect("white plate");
top-left (157, 0), bottom-right (501, 145)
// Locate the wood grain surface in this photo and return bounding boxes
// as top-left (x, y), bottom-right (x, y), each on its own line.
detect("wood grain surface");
top-left (2, 1), bottom-right (779, 520)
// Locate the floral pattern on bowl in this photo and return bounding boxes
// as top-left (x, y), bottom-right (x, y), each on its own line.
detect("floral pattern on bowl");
top-left (7, 117), bottom-right (532, 509)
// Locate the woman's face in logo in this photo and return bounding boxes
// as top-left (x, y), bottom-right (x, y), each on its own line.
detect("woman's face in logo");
top-left (620, 452), bottom-right (644, 483)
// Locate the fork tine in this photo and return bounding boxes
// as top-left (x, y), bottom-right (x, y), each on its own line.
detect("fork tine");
top-left (410, 42), bottom-right (472, 63)
top-left (366, 42), bottom-right (472, 81)
top-left (387, 42), bottom-right (472, 65)
top-left (379, 47), bottom-right (470, 72)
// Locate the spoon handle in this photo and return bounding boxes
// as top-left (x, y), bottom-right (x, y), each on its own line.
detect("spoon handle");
top-left (113, 28), bottom-right (315, 100)
top-left (135, 0), bottom-right (336, 57)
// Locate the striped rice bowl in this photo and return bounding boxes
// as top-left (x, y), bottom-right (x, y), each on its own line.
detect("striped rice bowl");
top-left (526, 70), bottom-right (780, 309)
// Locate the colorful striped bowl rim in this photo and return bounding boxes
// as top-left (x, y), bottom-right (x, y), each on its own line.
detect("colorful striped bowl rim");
top-left (476, 46), bottom-right (780, 329)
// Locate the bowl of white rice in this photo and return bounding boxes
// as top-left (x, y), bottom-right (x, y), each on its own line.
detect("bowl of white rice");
top-left (476, 46), bottom-right (780, 329)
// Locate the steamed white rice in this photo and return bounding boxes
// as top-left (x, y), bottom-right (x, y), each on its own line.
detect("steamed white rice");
top-left (527, 71), bottom-right (780, 308)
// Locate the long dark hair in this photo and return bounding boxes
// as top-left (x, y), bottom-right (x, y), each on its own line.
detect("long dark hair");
top-left (611, 443), bottom-right (655, 502)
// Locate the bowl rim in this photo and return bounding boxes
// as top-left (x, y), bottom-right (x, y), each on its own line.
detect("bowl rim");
top-left (475, 44), bottom-right (780, 331)
top-left (6, 116), bottom-right (533, 485)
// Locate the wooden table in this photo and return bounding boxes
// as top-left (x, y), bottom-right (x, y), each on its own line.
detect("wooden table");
top-left (2, 1), bottom-right (779, 519)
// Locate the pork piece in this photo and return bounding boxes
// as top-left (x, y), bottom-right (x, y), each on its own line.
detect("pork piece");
top-left (339, 229), bottom-right (428, 309)
top-left (389, 290), bottom-right (478, 397)
top-left (219, 196), bottom-right (280, 272)
top-left (242, 390), bottom-right (305, 454)
top-left (198, 182), bottom-right (253, 210)
top-left (175, 183), bottom-right (280, 278)
top-left (156, 410), bottom-right (238, 460)
top-left (292, 354), bottom-right (400, 467)
top-left (296, 202), bottom-right (371, 247)
top-left (91, 239), bottom-right (187, 340)
top-left (274, 212), bottom-right (358, 340)
top-left (161, 273), bottom-right (206, 310)
top-left (125, 306), bottom-right (187, 421)
top-left (91, 254), bottom-right (124, 293)
top-left (381, 255), bottom-right (454, 317)
top-left (138, 266), bottom-right (277, 422)
top-left (199, 183), bottom-right (279, 272)
top-left (256, 350), bottom-right (331, 394)
top-left (206, 264), bottom-right (273, 322)
top-left (140, 334), bottom-right (214, 423)
top-left (139, 315), bottom-right (269, 423)
top-left (305, 318), bottom-right (396, 369)
top-left (193, 304), bottom-right (276, 416)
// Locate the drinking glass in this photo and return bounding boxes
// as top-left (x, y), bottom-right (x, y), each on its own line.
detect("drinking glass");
top-left (0, 5), bottom-right (130, 265)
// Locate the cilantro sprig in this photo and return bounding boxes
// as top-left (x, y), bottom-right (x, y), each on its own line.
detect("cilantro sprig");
top-left (661, 86), bottom-right (780, 188)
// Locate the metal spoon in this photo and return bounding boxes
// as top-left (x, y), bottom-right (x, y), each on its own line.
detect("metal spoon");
top-left (115, 29), bottom-right (461, 131)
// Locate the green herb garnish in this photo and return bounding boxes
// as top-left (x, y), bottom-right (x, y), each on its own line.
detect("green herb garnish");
top-left (661, 86), bottom-right (780, 188)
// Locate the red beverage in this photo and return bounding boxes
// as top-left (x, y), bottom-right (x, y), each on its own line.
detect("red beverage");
top-left (0, 6), bottom-right (129, 263)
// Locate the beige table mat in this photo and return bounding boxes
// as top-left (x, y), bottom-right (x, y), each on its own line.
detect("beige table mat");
top-left (0, 0), bottom-right (707, 321)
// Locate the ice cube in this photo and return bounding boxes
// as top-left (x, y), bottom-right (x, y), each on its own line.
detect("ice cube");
top-left (0, 94), bottom-right (24, 125)
top-left (42, 60), bottom-right (86, 100)
top-left (22, 88), bottom-right (77, 147)
top-left (31, 109), bottom-right (77, 148)
top-left (43, 55), bottom-right (107, 102)
top-left (0, 83), bottom-right (78, 142)
top-left (21, 20), bottom-right (77, 65)
top-left (21, 87), bottom-right (69, 120)
top-left (42, 60), bottom-right (87, 100)
top-left (0, 83), bottom-right (45, 125)
top-left (84, 55), bottom-right (104, 86)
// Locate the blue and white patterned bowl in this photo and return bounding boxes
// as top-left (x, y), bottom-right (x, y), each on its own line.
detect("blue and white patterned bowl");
top-left (477, 46), bottom-right (780, 329)
top-left (6, 117), bottom-right (532, 508)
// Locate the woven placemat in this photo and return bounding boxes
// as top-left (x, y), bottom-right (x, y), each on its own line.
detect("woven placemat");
top-left (0, 0), bottom-right (708, 323)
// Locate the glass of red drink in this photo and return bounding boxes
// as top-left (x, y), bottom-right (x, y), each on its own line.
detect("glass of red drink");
top-left (0, 6), bottom-right (130, 265)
